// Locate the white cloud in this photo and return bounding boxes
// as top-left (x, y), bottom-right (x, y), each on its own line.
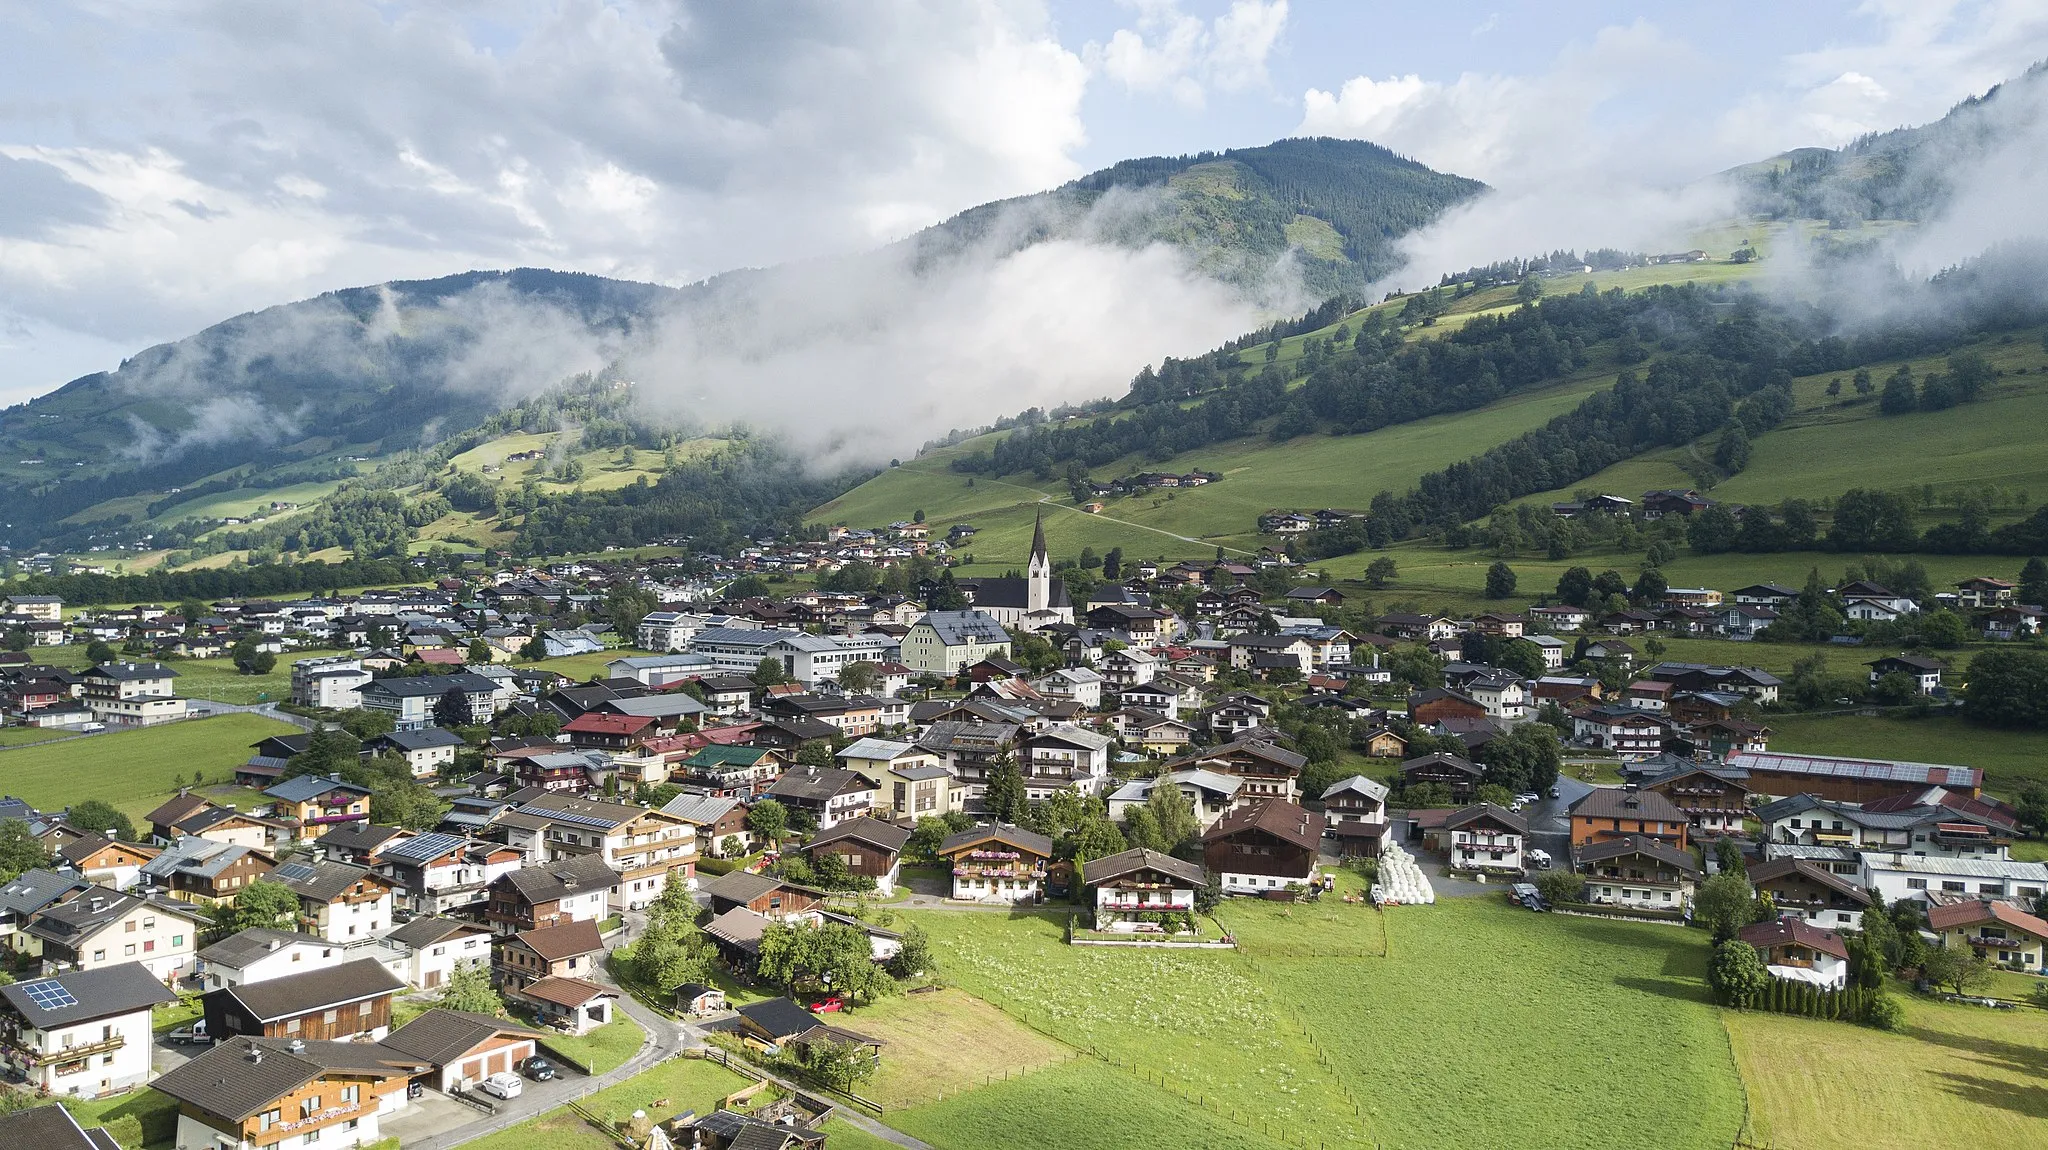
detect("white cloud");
top-left (0, 1), bottom-right (1096, 391)
top-left (1091, 0), bottom-right (1287, 110)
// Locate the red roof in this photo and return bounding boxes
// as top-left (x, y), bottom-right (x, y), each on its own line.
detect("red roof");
top-left (561, 713), bottom-right (655, 736)
top-left (415, 648), bottom-right (464, 665)
top-left (1738, 916), bottom-right (1849, 960)
top-left (1927, 899), bottom-right (2048, 938)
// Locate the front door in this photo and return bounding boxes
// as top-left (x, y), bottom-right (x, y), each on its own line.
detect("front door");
top-left (424, 969), bottom-right (441, 988)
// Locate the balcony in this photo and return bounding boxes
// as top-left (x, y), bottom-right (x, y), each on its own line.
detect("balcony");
top-left (6, 1034), bottom-right (125, 1066)
top-left (954, 865), bottom-right (1047, 880)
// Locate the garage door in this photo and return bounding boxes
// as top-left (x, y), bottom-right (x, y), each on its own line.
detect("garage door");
top-left (487, 1052), bottom-right (507, 1075)
top-left (462, 1059), bottom-right (481, 1083)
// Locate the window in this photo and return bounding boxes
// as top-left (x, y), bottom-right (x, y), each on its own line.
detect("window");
top-left (172, 935), bottom-right (183, 947)
top-left (303, 1130), bottom-right (321, 1145)
top-left (92, 950), bottom-right (105, 963)
top-left (302, 1095), bottom-right (321, 1117)
top-left (286, 1019), bottom-right (301, 1033)
top-left (1906, 879), bottom-right (1928, 890)
top-left (341, 1084), bottom-right (359, 1104)
top-left (323, 1010), bottom-right (338, 1023)
top-left (125, 920), bottom-right (137, 933)
top-left (359, 1002), bottom-right (372, 1016)
top-left (1942, 881), bottom-right (1966, 893)
top-left (1980, 883), bottom-right (2003, 895)
top-left (124, 944), bottom-right (136, 956)
top-left (143, 940), bottom-right (155, 953)
top-left (259, 1109), bottom-right (281, 1132)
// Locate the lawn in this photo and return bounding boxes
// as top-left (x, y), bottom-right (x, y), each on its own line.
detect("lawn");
top-left (56, 1089), bottom-right (181, 1149)
top-left (11, 643), bottom-right (355, 704)
top-left (906, 909), bottom-right (1364, 1147)
top-left (1222, 896), bottom-right (1745, 1150)
top-left (1766, 711), bottom-right (2048, 796)
top-left (837, 987), bottom-right (1072, 1109)
top-left (520, 648), bottom-right (633, 682)
top-left (540, 1015), bottom-right (646, 1075)
top-left (890, 1059), bottom-right (1296, 1150)
top-left (1726, 992), bottom-right (2048, 1150)
top-left (463, 1055), bottom-right (752, 1150)
top-left (0, 726), bottom-right (67, 746)
top-left (0, 712), bottom-right (298, 821)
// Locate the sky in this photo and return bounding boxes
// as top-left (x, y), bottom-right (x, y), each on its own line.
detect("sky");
top-left (2, 0), bottom-right (2046, 407)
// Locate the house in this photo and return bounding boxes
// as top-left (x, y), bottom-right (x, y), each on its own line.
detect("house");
top-left (1727, 751), bottom-right (1981, 803)
top-left (1019, 724), bottom-right (1115, 801)
top-left (1955, 577), bottom-right (2018, 609)
top-left (732, 997), bottom-right (886, 1065)
top-left (1640, 763), bottom-right (1754, 838)
top-left (81, 661), bottom-right (188, 726)
top-left (1099, 647), bottom-right (1160, 688)
top-left (1205, 691), bottom-right (1273, 737)
top-left (382, 1008), bottom-right (544, 1093)
top-left (55, 835), bottom-right (159, 891)
top-left (1571, 706), bottom-right (1673, 759)
top-left (1203, 799), bottom-right (1325, 895)
top-left (939, 824), bottom-right (1055, 904)
top-left (836, 737), bottom-right (941, 788)
top-left (357, 672), bottom-right (502, 729)
top-left (1840, 581), bottom-right (1919, 622)
top-left (1397, 752), bottom-right (1483, 802)
top-left (1573, 836), bottom-right (1700, 912)
top-left (900, 609), bottom-right (1013, 674)
top-left (660, 792), bottom-right (753, 858)
top-left (676, 745), bottom-right (785, 799)
top-left (1738, 917), bottom-right (1850, 988)
top-left (0, 869), bottom-right (90, 956)
top-left (673, 982), bottom-right (727, 1016)
top-left (0, 962), bottom-right (176, 1097)
top-left (1081, 848), bottom-right (1207, 932)
top-left (152, 1034), bottom-right (427, 1150)
top-left (1744, 859), bottom-right (1872, 931)
top-left (1758, 793), bottom-right (2014, 861)
top-left (0, 1103), bottom-right (122, 1148)
top-left (291, 655), bottom-right (373, 709)
top-left (484, 854), bottom-right (619, 934)
top-left (507, 975), bottom-right (619, 1036)
top-left (1529, 605), bottom-right (1593, 632)
top-left (495, 919), bottom-right (605, 990)
top-left (1170, 737), bottom-right (1307, 803)
top-left (804, 818), bottom-right (914, 895)
top-left (1567, 787), bottom-right (1690, 849)
top-left (2, 594), bottom-right (62, 621)
top-left (1105, 769), bottom-right (1244, 831)
top-left (370, 832), bottom-right (523, 916)
top-left (274, 860), bottom-right (393, 943)
top-left (703, 871), bottom-right (827, 921)
top-left (1865, 654), bottom-right (1944, 696)
top-left (1320, 776), bottom-right (1390, 857)
top-left (764, 767), bottom-right (877, 830)
top-left (1982, 605), bottom-right (2044, 641)
top-left (1357, 726), bottom-right (1408, 759)
top-left (197, 927), bottom-right (346, 990)
top-left (147, 794), bottom-right (290, 852)
top-left (1034, 666), bottom-right (1104, 709)
top-left (136, 837), bottom-right (277, 906)
top-left (1640, 489), bottom-right (1710, 518)
top-left (23, 886), bottom-right (202, 982)
top-left (1860, 854), bottom-right (2048, 907)
top-left (499, 792), bottom-right (696, 911)
top-left (1440, 803), bottom-right (1528, 872)
top-left (385, 916), bottom-right (493, 991)
top-left (362, 728), bottom-right (467, 777)
top-left (264, 775), bottom-right (373, 834)
top-left (677, 1109), bottom-right (829, 1150)
top-left (1926, 899), bottom-right (2048, 971)
top-left (1408, 687), bottom-right (1488, 727)
top-left (203, 958), bottom-right (406, 1043)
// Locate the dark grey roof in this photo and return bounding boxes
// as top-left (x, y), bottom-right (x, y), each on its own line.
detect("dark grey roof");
top-left (939, 823), bottom-right (1054, 858)
top-left (0, 868), bottom-right (90, 918)
top-left (198, 927), bottom-right (329, 967)
top-left (276, 859), bottom-right (383, 903)
top-left (263, 774), bottom-right (371, 803)
top-left (494, 853), bottom-right (620, 902)
top-left (914, 609), bottom-right (1012, 646)
top-left (150, 1036), bottom-right (426, 1121)
top-left (373, 728), bottom-right (467, 752)
top-left (218, 957), bottom-right (404, 1022)
top-left (0, 962), bottom-right (177, 1026)
top-left (807, 817), bottom-right (912, 854)
top-left (1443, 802), bottom-right (1529, 835)
top-left (382, 1008), bottom-right (542, 1066)
top-left (0, 1103), bottom-right (120, 1150)
top-left (386, 916), bottom-right (486, 948)
top-left (315, 822), bottom-right (407, 857)
top-left (765, 767), bottom-right (870, 803)
top-left (1574, 835), bottom-right (1699, 873)
top-left (88, 661), bottom-right (179, 681)
top-left (1568, 787), bottom-right (1688, 823)
top-left (737, 996), bottom-right (820, 1040)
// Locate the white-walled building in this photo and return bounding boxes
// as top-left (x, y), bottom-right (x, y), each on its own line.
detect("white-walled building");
top-left (0, 963), bottom-right (176, 1097)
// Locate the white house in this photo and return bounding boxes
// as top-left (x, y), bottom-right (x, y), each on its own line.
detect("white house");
top-left (1034, 667), bottom-right (1103, 709)
top-left (1106, 769), bottom-right (1244, 830)
top-left (196, 928), bottom-right (349, 990)
top-left (274, 860), bottom-right (395, 944)
top-left (1019, 724), bottom-right (1115, 802)
top-left (385, 917), bottom-right (494, 991)
top-left (0, 963), bottom-right (176, 1097)
top-left (1442, 803), bottom-right (1527, 872)
top-left (1861, 853), bottom-right (2048, 907)
top-left (290, 656), bottom-right (372, 709)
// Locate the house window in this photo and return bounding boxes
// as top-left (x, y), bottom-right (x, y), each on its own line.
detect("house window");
top-left (1907, 879), bottom-right (1927, 890)
top-left (359, 1002), bottom-right (373, 1016)
top-left (124, 944), bottom-right (136, 956)
top-left (1942, 881), bottom-right (1966, 893)
top-left (1980, 883), bottom-right (2003, 895)
top-left (286, 1019), bottom-right (301, 1033)
top-left (259, 1109), bottom-right (281, 1132)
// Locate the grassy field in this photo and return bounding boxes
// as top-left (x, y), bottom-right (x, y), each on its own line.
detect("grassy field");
top-left (520, 648), bottom-right (632, 681)
top-left (907, 910), bottom-right (1364, 1146)
top-left (838, 987), bottom-right (1072, 1109)
top-left (1726, 993), bottom-right (2048, 1150)
top-left (59, 1089), bottom-right (180, 1149)
top-left (462, 1055), bottom-right (751, 1150)
top-left (0, 712), bottom-right (296, 820)
top-left (21, 643), bottom-right (356, 704)
top-left (539, 1015), bottom-right (645, 1076)
top-left (1767, 712), bottom-right (2048, 795)
top-left (891, 1059), bottom-right (1296, 1150)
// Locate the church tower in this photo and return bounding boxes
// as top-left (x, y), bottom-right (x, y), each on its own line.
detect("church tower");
top-left (1026, 506), bottom-right (1051, 615)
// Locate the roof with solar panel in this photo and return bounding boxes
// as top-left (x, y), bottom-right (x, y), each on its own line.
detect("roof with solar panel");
top-left (0, 962), bottom-right (177, 1026)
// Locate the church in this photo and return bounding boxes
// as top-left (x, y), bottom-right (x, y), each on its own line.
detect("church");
top-left (953, 509), bottom-right (1075, 632)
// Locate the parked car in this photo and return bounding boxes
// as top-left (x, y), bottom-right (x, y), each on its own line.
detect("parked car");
top-left (808, 994), bottom-right (846, 1014)
top-left (479, 1072), bottom-right (523, 1100)
top-left (1547, 785), bottom-right (1561, 799)
top-left (166, 1022), bottom-right (210, 1046)
top-left (1525, 849), bottom-right (1552, 870)
top-left (522, 1056), bottom-right (557, 1081)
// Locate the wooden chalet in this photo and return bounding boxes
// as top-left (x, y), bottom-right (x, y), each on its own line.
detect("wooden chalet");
top-left (1202, 799), bottom-right (1325, 896)
top-left (203, 958), bottom-right (405, 1043)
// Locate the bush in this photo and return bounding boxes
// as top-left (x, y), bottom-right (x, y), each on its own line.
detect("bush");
top-left (1534, 870), bottom-right (1585, 904)
top-left (1863, 993), bottom-right (1906, 1032)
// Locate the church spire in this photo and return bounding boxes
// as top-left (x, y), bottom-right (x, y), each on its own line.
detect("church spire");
top-left (1026, 505), bottom-right (1050, 614)
top-left (1030, 505), bottom-right (1047, 564)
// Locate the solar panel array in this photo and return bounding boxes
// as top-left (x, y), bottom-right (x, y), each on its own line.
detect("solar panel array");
top-left (528, 808), bottom-right (621, 830)
top-left (272, 861), bottom-right (320, 884)
top-left (381, 832), bottom-right (465, 862)
top-left (19, 979), bottom-right (77, 1011)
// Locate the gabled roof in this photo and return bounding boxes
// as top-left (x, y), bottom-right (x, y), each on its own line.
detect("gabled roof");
top-left (807, 817), bottom-right (913, 855)
top-left (1568, 787), bottom-right (1688, 823)
top-left (263, 774), bottom-right (372, 804)
top-left (199, 927), bottom-right (330, 968)
top-left (218, 957), bottom-right (404, 1022)
top-left (0, 1103), bottom-right (121, 1150)
top-left (1202, 799), bottom-right (1325, 851)
top-left (939, 823), bottom-right (1055, 858)
top-left (913, 609), bottom-right (1012, 646)
top-left (1574, 835), bottom-right (1699, 874)
top-left (371, 727), bottom-right (468, 752)
top-left (1926, 898), bottom-right (2048, 938)
top-left (765, 767), bottom-right (872, 803)
top-left (494, 853), bottom-right (621, 902)
top-left (386, 916), bottom-right (489, 949)
top-left (1738, 916), bottom-right (1849, 960)
top-left (1743, 858), bottom-right (1871, 905)
top-left (0, 868), bottom-right (91, 919)
top-left (1081, 847), bottom-right (1206, 887)
top-left (1398, 751), bottom-right (1482, 778)
top-left (151, 1036), bottom-right (427, 1121)
top-left (661, 792), bottom-right (744, 825)
top-left (736, 996), bottom-right (819, 1040)
top-left (1443, 802), bottom-right (1529, 835)
top-left (0, 962), bottom-right (177, 1026)
top-left (511, 975), bottom-right (615, 1009)
top-left (275, 859), bottom-right (385, 903)
top-left (1320, 775), bottom-right (1390, 803)
top-left (510, 919), bottom-right (605, 962)
top-left (382, 1008), bottom-right (544, 1066)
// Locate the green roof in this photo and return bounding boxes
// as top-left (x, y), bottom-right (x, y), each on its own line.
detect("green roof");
top-left (684, 745), bottom-right (775, 768)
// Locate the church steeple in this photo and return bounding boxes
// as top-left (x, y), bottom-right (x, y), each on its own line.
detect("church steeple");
top-left (1026, 506), bottom-right (1050, 614)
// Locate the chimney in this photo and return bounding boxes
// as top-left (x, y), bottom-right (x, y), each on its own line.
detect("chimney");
top-left (287, 1039), bottom-right (306, 1053)
top-left (246, 1045), bottom-right (263, 1064)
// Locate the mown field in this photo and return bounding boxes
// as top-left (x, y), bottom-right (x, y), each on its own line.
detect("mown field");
top-left (0, 712), bottom-right (295, 821)
top-left (461, 1056), bottom-right (751, 1150)
top-left (24, 643), bottom-right (356, 705)
top-left (1726, 992), bottom-right (2048, 1150)
top-left (538, 1015), bottom-right (645, 1076)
